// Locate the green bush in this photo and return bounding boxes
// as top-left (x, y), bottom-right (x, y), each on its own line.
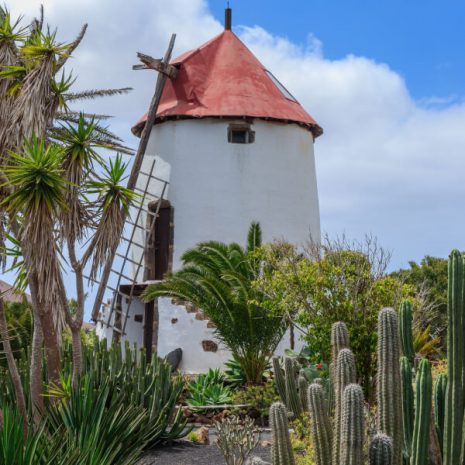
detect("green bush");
top-left (186, 368), bottom-right (233, 409)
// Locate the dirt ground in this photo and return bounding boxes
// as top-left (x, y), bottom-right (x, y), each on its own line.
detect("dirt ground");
top-left (138, 441), bottom-right (271, 465)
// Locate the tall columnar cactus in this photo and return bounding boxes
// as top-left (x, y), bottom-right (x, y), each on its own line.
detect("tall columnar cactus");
top-left (377, 308), bottom-right (403, 465)
top-left (331, 321), bottom-right (351, 368)
top-left (410, 359), bottom-right (432, 465)
top-left (400, 356), bottom-right (414, 461)
top-left (369, 433), bottom-right (393, 465)
top-left (273, 357), bottom-right (286, 404)
top-left (340, 383), bottom-right (364, 465)
top-left (399, 300), bottom-right (415, 365)
top-left (284, 357), bottom-right (302, 418)
top-left (434, 373), bottom-right (447, 455)
top-left (270, 402), bottom-right (295, 465)
top-left (443, 249), bottom-right (464, 465)
top-left (308, 383), bottom-right (332, 465)
top-left (298, 373), bottom-right (309, 412)
top-left (333, 348), bottom-right (357, 465)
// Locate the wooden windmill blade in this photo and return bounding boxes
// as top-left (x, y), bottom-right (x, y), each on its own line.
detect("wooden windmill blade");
top-left (90, 34), bottom-right (177, 323)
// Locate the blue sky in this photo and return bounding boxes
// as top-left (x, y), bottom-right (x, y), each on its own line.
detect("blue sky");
top-left (7, 0), bottom-right (465, 311)
top-left (212, 1), bottom-right (465, 101)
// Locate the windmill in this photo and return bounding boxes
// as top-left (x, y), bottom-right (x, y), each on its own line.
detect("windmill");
top-left (89, 34), bottom-right (177, 358)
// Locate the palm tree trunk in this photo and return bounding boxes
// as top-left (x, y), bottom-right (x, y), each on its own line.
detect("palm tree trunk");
top-left (0, 298), bottom-right (28, 435)
top-left (71, 325), bottom-right (82, 388)
top-left (37, 300), bottom-right (60, 388)
top-left (29, 306), bottom-right (44, 422)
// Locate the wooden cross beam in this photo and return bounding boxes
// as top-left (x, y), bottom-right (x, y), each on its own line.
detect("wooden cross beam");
top-left (133, 52), bottom-right (178, 79)
top-left (91, 34), bottom-right (177, 323)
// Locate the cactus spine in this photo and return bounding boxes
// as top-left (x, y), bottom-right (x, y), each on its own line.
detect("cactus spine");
top-left (270, 402), bottom-right (295, 465)
top-left (443, 250), bottom-right (464, 465)
top-left (434, 373), bottom-right (447, 455)
top-left (399, 300), bottom-right (415, 365)
top-left (273, 357), bottom-right (286, 404)
top-left (333, 348), bottom-right (357, 465)
top-left (410, 359), bottom-right (432, 465)
top-left (308, 383), bottom-right (332, 465)
top-left (298, 373), bottom-right (308, 412)
top-left (377, 308), bottom-right (403, 465)
top-left (369, 433), bottom-right (393, 465)
top-left (284, 357), bottom-right (302, 418)
top-left (400, 356), bottom-right (414, 461)
top-left (340, 383), bottom-right (364, 465)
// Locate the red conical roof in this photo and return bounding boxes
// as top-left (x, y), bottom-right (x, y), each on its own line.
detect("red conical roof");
top-left (132, 30), bottom-right (322, 137)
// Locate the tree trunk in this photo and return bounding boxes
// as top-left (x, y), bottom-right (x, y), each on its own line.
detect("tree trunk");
top-left (0, 298), bottom-right (28, 435)
top-left (28, 272), bottom-right (44, 422)
top-left (71, 325), bottom-right (82, 388)
top-left (38, 301), bottom-right (60, 388)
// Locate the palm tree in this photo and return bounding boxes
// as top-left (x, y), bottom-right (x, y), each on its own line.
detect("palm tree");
top-left (143, 223), bottom-right (289, 384)
top-left (0, 5), bottom-right (134, 420)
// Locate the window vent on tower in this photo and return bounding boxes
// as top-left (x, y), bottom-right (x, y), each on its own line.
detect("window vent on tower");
top-left (228, 123), bottom-right (255, 144)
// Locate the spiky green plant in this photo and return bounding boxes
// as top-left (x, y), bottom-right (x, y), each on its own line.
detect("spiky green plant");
top-left (377, 308), bottom-right (403, 465)
top-left (400, 356), bottom-right (414, 462)
top-left (273, 357), bottom-right (286, 403)
top-left (399, 301), bottom-right (414, 364)
top-left (270, 402), bottom-right (295, 465)
top-left (434, 373), bottom-right (447, 455)
top-left (410, 359), bottom-right (432, 465)
top-left (308, 383), bottom-right (332, 465)
top-left (284, 357), bottom-right (302, 418)
top-left (443, 251), bottom-right (464, 465)
top-left (298, 372), bottom-right (308, 412)
top-left (333, 348), bottom-right (357, 465)
top-left (340, 383), bottom-right (364, 465)
top-left (369, 433), bottom-right (393, 465)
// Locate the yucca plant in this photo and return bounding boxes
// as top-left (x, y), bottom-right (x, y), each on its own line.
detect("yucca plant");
top-left (143, 223), bottom-right (290, 384)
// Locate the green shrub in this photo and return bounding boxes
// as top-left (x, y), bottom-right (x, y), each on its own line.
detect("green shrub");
top-left (186, 369), bottom-right (233, 409)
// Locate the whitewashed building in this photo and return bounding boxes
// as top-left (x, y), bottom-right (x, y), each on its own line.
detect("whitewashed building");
top-left (96, 9), bottom-right (322, 373)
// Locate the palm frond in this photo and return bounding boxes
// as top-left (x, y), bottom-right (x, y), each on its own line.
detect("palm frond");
top-left (64, 87), bottom-right (132, 102)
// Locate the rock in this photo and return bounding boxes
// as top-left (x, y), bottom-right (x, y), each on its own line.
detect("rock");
top-left (201, 340), bottom-right (218, 352)
top-left (261, 440), bottom-right (272, 448)
top-left (197, 426), bottom-right (209, 444)
top-left (165, 348), bottom-right (182, 372)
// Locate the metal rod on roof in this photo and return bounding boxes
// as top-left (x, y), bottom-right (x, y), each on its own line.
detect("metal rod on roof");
top-left (225, 6), bottom-right (232, 30)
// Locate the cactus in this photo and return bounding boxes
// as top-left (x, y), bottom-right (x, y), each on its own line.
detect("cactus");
top-left (434, 373), bottom-right (447, 455)
top-left (399, 301), bottom-right (415, 365)
top-left (270, 402), bottom-right (295, 465)
top-left (308, 383), bottom-right (332, 465)
top-left (410, 359), bottom-right (432, 465)
top-left (377, 308), bottom-right (403, 465)
top-left (400, 356), bottom-right (414, 461)
top-left (298, 373), bottom-right (308, 412)
top-left (333, 348), bottom-right (357, 465)
top-left (444, 250), bottom-right (464, 465)
top-left (340, 383), bottom-right (364, 465)
top-left (369, 433), bottom-right (393, 465)
top-left (284, 357), bottom-right (302, 418)
top-left (273, 357), bottom-right (286, 405)
top-left (330, 322), bottom-right (350, 411)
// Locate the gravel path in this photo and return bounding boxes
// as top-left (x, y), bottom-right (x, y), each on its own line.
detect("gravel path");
top-left (138, 441), bottom-right (271, 465)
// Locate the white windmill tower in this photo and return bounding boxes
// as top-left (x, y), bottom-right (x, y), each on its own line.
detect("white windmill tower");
top-left (95, 8), bottom-right (322, 373)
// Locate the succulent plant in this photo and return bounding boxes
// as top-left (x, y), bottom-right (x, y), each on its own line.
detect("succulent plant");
top-left (369, 433), bottom-right (393, 465)
top-left (284, 357), bottom-right (302, 418)
top-left (399, 300), bottom-right (415, 365)
top-left (340, 383), bottom-right (364, 465)
top-left (400, 356), bottom-right (414, 460)
top-left (270, 402), bottom-right (295, 465)
top-left (308, 383), bottom-right (332, 465)
top-left (434, 373), bottom-right (447, 455)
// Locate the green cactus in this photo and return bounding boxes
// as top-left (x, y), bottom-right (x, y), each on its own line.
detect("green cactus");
top-left (333, 348), bottom-right (357, 465)
top-left (273, 357), bottom-right (286, 405)
top-left (308, 383), bottom-right (332, 465)
top-left (331, 321), bottom-right (350, 369)
top-left (340, 383), bottom-right (364, 465)
top-left (377, 308), bottom-right (403, 465)
top-left (284, 357), bottom-right (302, 418)
top-left (400, 356), bottom-right (414, 462)
top-left (270, 402), bottom-right (295, 465)
top-left (434, 373), bottom-right (447, 455)
top-left (410, 359), bottom-right (432, 465)
top-left (369, 433), bottom-right (393, 465)
top-left (399, 301), bottom-right (415, 365)
top-left (298, 373), bottom-right (308, 412)
top-left (444, 250), bottom-right (464, 465)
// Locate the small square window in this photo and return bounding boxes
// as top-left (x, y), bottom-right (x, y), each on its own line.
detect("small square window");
top-left (228, 124), bottom-right (255, 144)
top-left (134, 314), bottom-right (143, 323)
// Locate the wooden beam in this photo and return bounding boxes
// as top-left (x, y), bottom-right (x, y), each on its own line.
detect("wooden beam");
top-left (91, 34), bottom-right (177, 322)
top-left (133, 52), bottom-right (178, 79)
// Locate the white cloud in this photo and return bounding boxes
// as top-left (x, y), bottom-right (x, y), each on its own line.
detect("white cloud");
top-left (8, 0), bottom-right (465, 270)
